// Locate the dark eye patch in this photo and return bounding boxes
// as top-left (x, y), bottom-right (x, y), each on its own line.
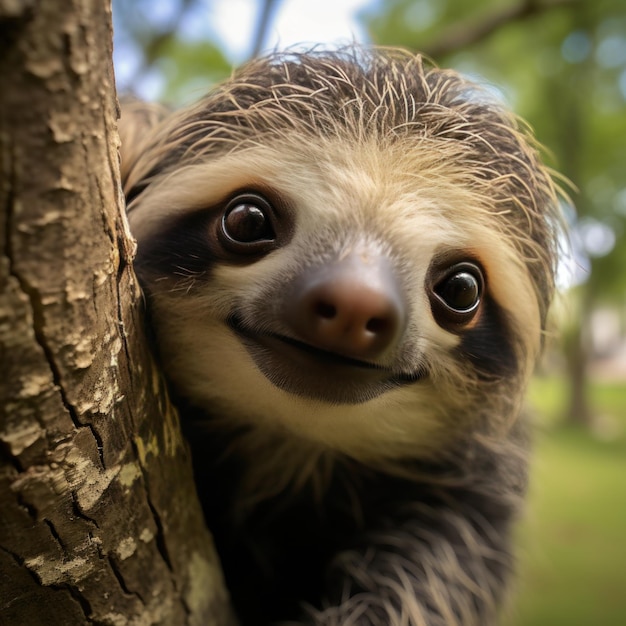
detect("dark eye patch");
top-left (457, 297), bottom-right (519, 379)
top-left (133, 209), bottom-right (220, 287)
top-left (132, 188), bottom-right (294, 292)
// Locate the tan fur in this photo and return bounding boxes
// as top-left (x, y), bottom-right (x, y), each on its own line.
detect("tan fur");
top-left (119, 47), bottom-right (563, 626)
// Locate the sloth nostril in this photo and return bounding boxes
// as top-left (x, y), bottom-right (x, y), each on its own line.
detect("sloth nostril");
top-left (315, 301), bottom-right (337, 320)
top-left (366, 317), bottom-right (388, 334)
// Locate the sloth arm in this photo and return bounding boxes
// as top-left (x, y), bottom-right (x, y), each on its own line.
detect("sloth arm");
top-left (303, 485), bottom-right (517, 626)
top-left (184, 418), bottom-right (525, 626)
top-left (229, 463), bottom-right (525, 626)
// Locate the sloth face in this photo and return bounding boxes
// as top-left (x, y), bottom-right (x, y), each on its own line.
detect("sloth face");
top-left (123, 50), bottom-right (559, 461)
top-left (128, 138), bottom-right (542, 459)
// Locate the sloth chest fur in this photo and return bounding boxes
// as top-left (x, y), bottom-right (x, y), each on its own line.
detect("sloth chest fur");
top-left (183, 416), bottom-right (449, 623)
top-left (182, 407), bottom-right (517, 626)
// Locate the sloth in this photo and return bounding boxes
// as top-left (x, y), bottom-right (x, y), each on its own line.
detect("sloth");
top-left (119, 47), bottom-right (561, 626)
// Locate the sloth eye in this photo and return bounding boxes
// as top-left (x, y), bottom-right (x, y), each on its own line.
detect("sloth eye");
top-left (218, 193), bottom-right (276, 255)
top-left (431, 262), bottom-right (484, 326)
top-left (436, 269), bottom-right (480, 312)
top-left (223, 203), bottom-right (271, 242)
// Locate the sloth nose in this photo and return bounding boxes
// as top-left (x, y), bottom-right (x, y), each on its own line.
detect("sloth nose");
top-left (285, 253), bottom-right (406, 360)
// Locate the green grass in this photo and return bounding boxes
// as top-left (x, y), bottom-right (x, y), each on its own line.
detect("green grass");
top-left (504, 375), bottom-right (626, 626)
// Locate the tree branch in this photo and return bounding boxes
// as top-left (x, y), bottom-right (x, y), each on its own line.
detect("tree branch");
top-left (423, 0), bottom-right (578, 59)
top-left (250, 0), bottom-right (282, 59)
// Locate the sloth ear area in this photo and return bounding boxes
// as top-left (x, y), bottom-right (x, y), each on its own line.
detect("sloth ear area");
top-left (117, 99), bottom-right (170, 197)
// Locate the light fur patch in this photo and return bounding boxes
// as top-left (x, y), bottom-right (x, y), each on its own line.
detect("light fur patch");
top-left (131, 135), bottom-right (542, 477)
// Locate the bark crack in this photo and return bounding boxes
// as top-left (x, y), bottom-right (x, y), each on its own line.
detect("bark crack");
top-left (108, 554), bottom-right (147, 606)
top-left (89, 421), bottom-right (106, 469)
top-left (89, 530), bottom-right (149, 613)
top-left (4, 138), bottom-right (106, 469)
top-left (145, 484), bottom-right (175, 574)
top-left (71, 490), bottom-right (100, 529)
top-left (59, 583), bottom-right (95, 623)
top-left (132, 434), bottom-right (176, 581)
top-left (0, 544), bottom-right (43, 588)
top-left (43, 518), bottom-right (67, 552)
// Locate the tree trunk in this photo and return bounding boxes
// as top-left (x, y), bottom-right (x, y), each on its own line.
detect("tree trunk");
top-left (556, 1), bottom-right (594, 429)
top-left (0, 2), bottom-right (233, 624)
top-left (562, 305), bottom-right (593, 427)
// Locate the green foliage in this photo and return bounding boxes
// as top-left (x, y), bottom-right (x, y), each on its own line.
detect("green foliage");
top-left (153, 39), bottom-right (231, 105)
top-left (511, 436), bottom-right (626, 625)
top-left (112, 0), bottom-right (232, 105)
top-left (361, 0), bottom-right (626, 298)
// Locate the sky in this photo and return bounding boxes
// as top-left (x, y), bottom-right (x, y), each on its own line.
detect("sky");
top-left (113, 0), bottom-right (374, 100)
top-left (207, 0), bottom-right (371, 61)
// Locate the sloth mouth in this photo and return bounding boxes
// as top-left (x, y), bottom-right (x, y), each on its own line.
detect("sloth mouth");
top-left (227, 313), bottom-right (423, 404)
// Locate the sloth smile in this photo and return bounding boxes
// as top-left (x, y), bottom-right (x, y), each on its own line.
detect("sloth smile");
top-left (227, 314), bottom-right (422, 404)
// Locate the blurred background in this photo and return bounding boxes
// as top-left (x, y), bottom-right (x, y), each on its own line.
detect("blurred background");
top-left (112, 1), bottom-right (626, 624)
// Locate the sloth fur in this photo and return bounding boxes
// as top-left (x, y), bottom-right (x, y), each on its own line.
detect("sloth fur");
top-left (119, 47), bottom-right (561, 626)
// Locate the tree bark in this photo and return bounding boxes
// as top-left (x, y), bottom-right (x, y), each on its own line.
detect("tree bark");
top-left (0, 1), bottom-right (233, 624)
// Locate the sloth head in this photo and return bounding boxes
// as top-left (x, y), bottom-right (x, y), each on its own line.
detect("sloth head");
top-left (120, 48), bottom-right (561, 463)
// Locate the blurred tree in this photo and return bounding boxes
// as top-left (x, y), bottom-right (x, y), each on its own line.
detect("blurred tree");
top-left (361, 0), bottom-right (626, 427)
top-left (251, 0), bottom-right (283, 57)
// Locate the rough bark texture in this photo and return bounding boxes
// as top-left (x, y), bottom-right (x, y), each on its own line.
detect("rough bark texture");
top-left (0, 1), bottom-right (233, 624)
